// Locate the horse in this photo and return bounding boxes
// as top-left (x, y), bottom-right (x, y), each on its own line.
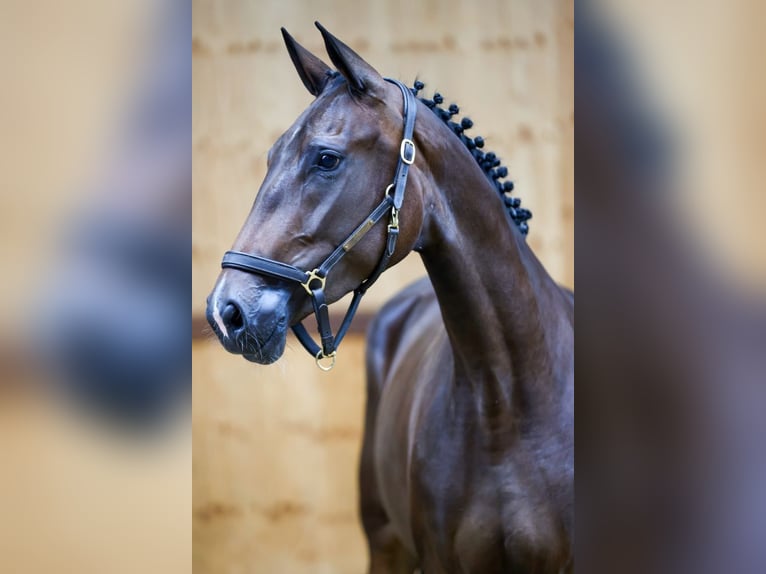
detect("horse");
top-left (207, 23), bottom-right (573, 573)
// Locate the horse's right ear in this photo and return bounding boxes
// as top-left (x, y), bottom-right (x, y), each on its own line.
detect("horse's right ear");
top-left (315, 21), bottom-right (384, 96)
top-left (281, 27), bottom-right (332, 97)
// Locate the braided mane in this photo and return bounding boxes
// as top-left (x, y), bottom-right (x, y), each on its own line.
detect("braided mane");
top-left (410, 80), bottom-right (532, 235)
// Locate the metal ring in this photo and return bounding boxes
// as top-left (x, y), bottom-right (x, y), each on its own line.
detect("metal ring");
top-left (301, 269), bottom-right (326, 296)
top-left (385, 183), bottom-right (395, 197)
top-left (315, 350), bottom-right (337, 371)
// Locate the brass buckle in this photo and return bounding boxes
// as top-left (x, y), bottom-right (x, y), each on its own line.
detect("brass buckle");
top-left (388, 206), bottom-right (399, 231)
top-left (383, 184), bottom-right (399, 230)
top-left (400, 138), bottom-right (416, 165)
top-left (301, 269), bottom-right (326, 296)
top-left (315, 350), bottom-right (337, 371)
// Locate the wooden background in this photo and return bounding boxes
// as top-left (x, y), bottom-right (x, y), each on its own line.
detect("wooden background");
top-left (192, 1), bottom-right (573, 572)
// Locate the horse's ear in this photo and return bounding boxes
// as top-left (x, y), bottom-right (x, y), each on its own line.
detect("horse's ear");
top-left (315, 21), bottom-right (384, 95)
top-left (281, 27), bottom-right (332, 97)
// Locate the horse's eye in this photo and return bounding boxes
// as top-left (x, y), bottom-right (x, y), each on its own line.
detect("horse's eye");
top-left (317, 152), bottom-right (341, 170)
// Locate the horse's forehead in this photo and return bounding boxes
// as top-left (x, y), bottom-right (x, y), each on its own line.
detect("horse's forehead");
top-left (281, 92), bottom-right (371, 150)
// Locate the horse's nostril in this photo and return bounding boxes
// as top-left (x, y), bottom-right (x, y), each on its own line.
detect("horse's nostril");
top-left (222, 302), bottom-right (245, 333)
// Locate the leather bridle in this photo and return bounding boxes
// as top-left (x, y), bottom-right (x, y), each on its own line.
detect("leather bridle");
top-left (220, 79), bottom-right (418, 370)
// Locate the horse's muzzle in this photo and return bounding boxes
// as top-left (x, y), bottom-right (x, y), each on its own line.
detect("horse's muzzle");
top-left (206, 276), bottom-right (290, 364)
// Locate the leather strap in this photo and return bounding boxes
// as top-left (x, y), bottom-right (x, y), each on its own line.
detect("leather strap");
top-left (310, 287), bottom-right (334, 356)
top-left (288, 223), bottom-right (398, 359)
top-left (221, 251), bottom-right (308, 284)
top-left (317, 194), bottom-right (394, 276)
top-left (387, 80), bottom-right (418, 210)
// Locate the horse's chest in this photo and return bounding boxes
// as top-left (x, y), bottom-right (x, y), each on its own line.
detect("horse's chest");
top-left (403, 403), bottom-right (568, 572)
top-left (410, 446), bottom-right (564, 572)
top-left (374, 361), bottom-right (571, 571)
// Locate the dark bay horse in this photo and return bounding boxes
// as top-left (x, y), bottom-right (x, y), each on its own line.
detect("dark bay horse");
top-left (207, 23), bottom-right (573, 573)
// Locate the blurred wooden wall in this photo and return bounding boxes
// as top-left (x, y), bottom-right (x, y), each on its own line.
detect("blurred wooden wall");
top-left (193, 1), bottom-right (573, 572)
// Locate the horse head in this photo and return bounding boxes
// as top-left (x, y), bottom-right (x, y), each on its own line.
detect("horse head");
top-left (207, 23), bottom-right (426, 364)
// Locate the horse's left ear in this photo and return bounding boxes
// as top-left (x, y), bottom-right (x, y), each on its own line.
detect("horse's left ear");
top-left (315, 21), bottom-right (385, 95)
top-left (281, 27), bottom-right (332, 97)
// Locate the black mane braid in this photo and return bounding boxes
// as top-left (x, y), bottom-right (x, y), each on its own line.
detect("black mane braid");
top-left (410, 80), bottom-right (532, 235)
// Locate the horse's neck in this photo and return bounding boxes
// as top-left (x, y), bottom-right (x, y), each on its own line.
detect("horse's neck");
top-left (415, 121), bottom-right (570, 422)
